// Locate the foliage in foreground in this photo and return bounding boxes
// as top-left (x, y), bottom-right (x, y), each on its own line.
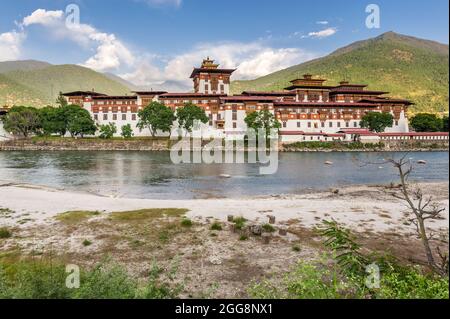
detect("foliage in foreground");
top-left (0, 259), bottom-right (181, 299)
top-left (248, 221), bottom-right (449, 299)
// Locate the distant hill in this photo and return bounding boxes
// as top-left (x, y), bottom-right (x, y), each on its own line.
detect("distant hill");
top-left (0, 63), bottom-right (131, 107)
top-left (232, 32), bottom-right (449, 114)
top-left (103, 72), bottom-right (139, 90)
top-left (0, 60), bottom-right (52, 74)
top-left (0, 73), bottom-right (48, 107)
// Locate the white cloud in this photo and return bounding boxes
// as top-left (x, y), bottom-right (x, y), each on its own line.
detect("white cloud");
top-left (303, 27), bottom-right (337, 39)
top-left (122, 41), bottom-right (318, 88)
top-left (5, 8), bottom-right (319, 89)
top-left (316, 21), bottom-right (329, 25)
top-left (22, 9), bottom-right (63, 27)
top-left (20, 9), bottom-right (135, 72)
top-left (0, 30), bottom-right (25, 61)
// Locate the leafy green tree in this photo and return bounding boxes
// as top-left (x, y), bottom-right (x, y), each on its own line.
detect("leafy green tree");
top-left (56, 92), bottom-right (68, 108)
top-left (3, 106), bottom-right (41, 138)
top-left (98, 122), bottom-right (117, 139)
top-left (137, 102), bottom-right (176, 137)
top-left (244, 109), bottom-right (281, 139)
top-left (360, 112), bottom-right (394, 133)
top-left (121, 124), bottom-right (134, 139)
top-left (64, 105), bottom-right (96, 138)
top-left (39, 106), bottom-right (67, 136)
top-left (410, 113), bottom-right (443, 132)
top-left (176, 103), bottom-right (209, 135)
top-left (442, 116), bottom-right (449, 132)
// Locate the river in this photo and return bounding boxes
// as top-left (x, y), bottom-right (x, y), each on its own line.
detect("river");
top-left (0, 151), bottom-right (447, 199)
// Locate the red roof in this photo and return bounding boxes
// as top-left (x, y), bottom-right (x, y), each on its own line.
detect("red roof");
top-left (221, 96), bottom-right (278, 102)
top-left (62, 91), bottom-right (107, 97)
top-left (241, 91), bottom-right (296, 96)
top-left (279, 131), bottom-right (344, 137)
top-left (92, 96), bottom-right (137, 100)
top-left (133, 91), bottom-right (167, 95)
top-left (160, 93), bottom-right (226, 98)
top-left (358, 98), bottom-right (413, 105)
top-left (379, 132), bottom-right (449, 137)
top-left (190, 68), bottom-right (236, 78)
top-left (330, 89), bottom-right (388, 95)
top-left (337, 129), bottom-right (378, 136)
top-left (274, 102), bottom-right (378, 107)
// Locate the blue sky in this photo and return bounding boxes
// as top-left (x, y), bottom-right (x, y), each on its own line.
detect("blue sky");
top-left (0, 0), bottom-right (448, 88)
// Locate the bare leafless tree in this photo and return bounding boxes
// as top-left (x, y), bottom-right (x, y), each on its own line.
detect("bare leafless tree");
top-left (384, 154), bottom-right (448, 277)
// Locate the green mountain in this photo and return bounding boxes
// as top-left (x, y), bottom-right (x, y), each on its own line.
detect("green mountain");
top-left (232, 32), bottom-right (449, 114)
top-left (0, 63), bottom-right (131, 107)
top-left (0, 60), bottom-right (52, 73)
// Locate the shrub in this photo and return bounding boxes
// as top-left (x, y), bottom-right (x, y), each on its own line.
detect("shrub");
top-left (82, 239), bottom-right (92, 247)
top-left (233, 217), bottom-right (247, 230)
top-left (210, 222), bottom-right (223, 231)
top-left (0, 228), bottom-right (12, 239)
top-left (249, 221), bottom-right (449, 299)
top-left (181, 218), bottom-right (193, 227)
top-left (99, 123), bottom-right (117, 139)
top-left (0, 259), bottom-right (182, 299)
top-left (262, 224), bottom-right (276, 233)
top-left (121, 124), bottom-right (134, 139)
top-left (239, 235), bottom-right (249, 241)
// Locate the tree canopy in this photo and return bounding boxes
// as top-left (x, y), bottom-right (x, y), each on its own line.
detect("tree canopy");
top-left (244, 109), bottom-right (281, 138)
top-left (39, 106), bottom-right (67, 136)
top-left (137, 102), bottom-right (176, 137)
top-left (360, 112), bottom-right (394, 133)
top-left (3, 106), bottom-right (41, 138)
top-left (176, 103), bottom-right (209, 134)
top-left (64, 105), bottom-right (97, 137)
top-left (410, 113), bottom-right (444, 132)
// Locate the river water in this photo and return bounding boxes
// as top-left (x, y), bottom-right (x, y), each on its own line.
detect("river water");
top-left (0, 151), bottom-right (448, 199)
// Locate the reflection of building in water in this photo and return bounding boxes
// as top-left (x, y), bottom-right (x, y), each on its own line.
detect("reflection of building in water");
top-left (62, 58), bottom-right (449, 143)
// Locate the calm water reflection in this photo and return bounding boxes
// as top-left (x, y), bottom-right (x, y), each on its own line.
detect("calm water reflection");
top-left (0, 151), bottom-right (448, 199)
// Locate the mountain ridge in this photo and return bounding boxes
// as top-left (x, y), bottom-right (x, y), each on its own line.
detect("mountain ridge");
top-left (0, 63), bottom-right (131, 107)
top-left (231, 32), bottom-right (449, 114)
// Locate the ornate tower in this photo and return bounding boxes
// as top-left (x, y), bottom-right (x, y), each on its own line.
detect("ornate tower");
top-left (190, 57), bottom-right (236, 95)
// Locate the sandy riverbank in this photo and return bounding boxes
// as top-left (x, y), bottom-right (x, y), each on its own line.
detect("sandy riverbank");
top-left (0, 181), bottom-right (448, 298)
top-left (0, 180), bottom-right (448, 233)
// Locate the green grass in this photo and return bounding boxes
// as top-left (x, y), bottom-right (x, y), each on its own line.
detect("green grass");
top-left (210, 222), bottom-right (223, 231)
top-left (180, 218), bottom-right (193, 227)
top-left (232, 32), bottom-right (449, 114)
top-left (55, 211), bottom-right (100, 224)
top-left (233, 217), bottom-right (247, 230)
top-left (82, 239), bottom-right (92, 247)
top-left (110, 208), bottom-right (188, 222)
top-left (292, 245), bottom-right (301, 252)
top-left (262, 224), bottom-right (276, 233)
top-left (0, 228), bottom-right (12, 239)
top-left (0, 259), bottom-right (182, 299)
top-left (239, 235), bottom-right (249, 241)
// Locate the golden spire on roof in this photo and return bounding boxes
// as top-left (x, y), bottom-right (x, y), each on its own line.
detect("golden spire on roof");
top-left (201, 57), bottom-right (219, 69)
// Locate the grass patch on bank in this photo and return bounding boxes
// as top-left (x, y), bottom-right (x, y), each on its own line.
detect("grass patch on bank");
top-left (110, 208), bottom-right (189, 222)
top-left (262, 224), bottom-right (276, 233)
top-left (233, 217), bottom-right (247, 230)
top-left (55, 211), bottom-right (101, 224)
top-left (0, 228), bottom-right (12, 239)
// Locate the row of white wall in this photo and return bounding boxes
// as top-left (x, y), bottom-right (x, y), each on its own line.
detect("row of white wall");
top-left (90, 110), bottom-right (409, 138)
